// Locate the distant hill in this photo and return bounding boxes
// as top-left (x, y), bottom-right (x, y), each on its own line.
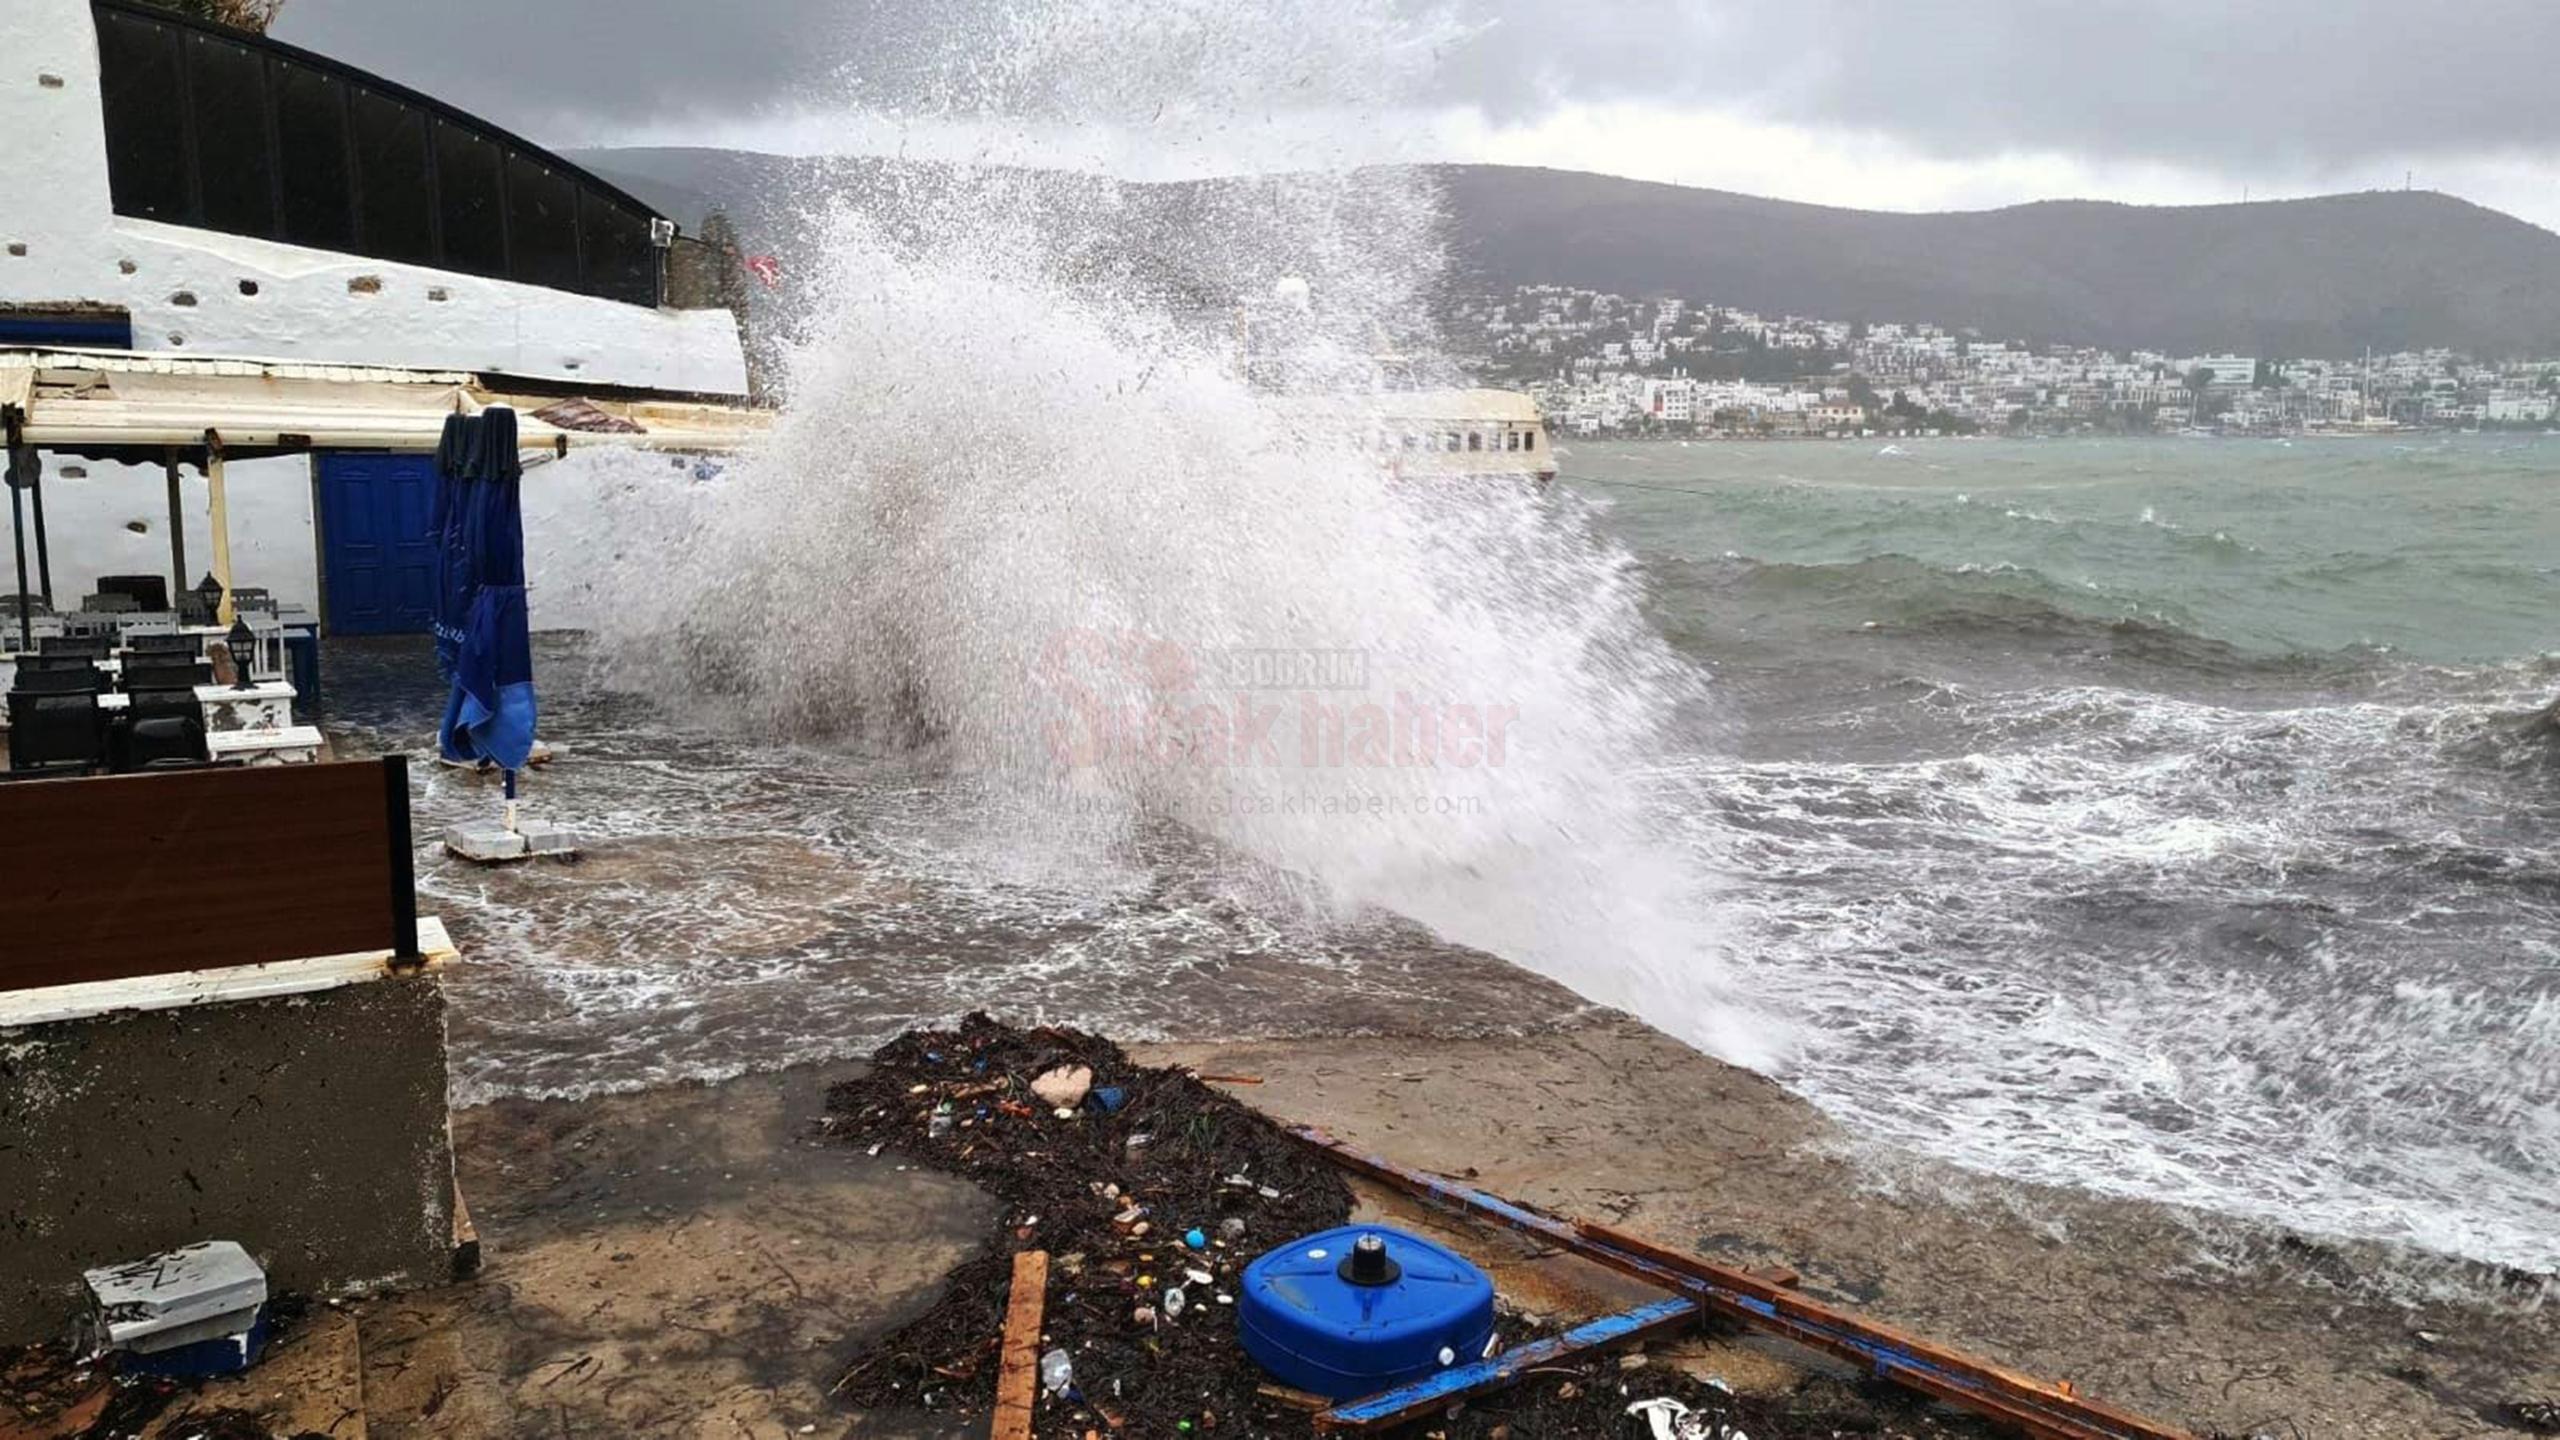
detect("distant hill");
top-left (570, 149), bottom-right (2560, 359)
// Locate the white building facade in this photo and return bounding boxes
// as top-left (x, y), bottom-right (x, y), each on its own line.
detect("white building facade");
top-left (3, 0), bottom-right (752, 625)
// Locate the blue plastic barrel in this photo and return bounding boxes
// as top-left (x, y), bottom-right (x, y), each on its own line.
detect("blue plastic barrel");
top-left (1238, 1225), bottom-right (1495, 1400)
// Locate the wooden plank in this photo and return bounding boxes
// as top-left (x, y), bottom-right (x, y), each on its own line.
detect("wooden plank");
top-left (0, 915), bottom-right (454, 1027)
top-left (0, 760), bottom-right (400, 992)
top-left (1291, 1126), bottom-right (2196, 1440)
top-left (992, 1250), bottom-right (1049, 1440)
top-left (1317, 1298), bottom-right (1699, 1432)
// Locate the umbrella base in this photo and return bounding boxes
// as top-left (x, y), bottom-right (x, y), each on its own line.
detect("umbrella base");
top-left (444, 820), bottom-right (582, 864)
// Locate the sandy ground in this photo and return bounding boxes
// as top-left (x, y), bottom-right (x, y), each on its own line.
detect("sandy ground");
top-left (130, 1013), bottom-right (2556, 1440)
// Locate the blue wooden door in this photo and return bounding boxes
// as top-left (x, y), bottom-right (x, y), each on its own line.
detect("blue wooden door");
top-left (318, 453), bottom-right (437, 635)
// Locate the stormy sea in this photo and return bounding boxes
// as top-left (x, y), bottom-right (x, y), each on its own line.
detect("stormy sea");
top-left (331, 432), bottom-right (2560, 1290)
top-left (312, 0), bottom-right (2556, 1294)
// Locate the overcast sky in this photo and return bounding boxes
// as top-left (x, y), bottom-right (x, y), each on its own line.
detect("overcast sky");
top-left (274, 0), bottom-right (2560, 231)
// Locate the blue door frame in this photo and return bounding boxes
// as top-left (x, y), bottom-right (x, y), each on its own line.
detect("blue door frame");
top-left (316, 452), bottom-right (437, 635)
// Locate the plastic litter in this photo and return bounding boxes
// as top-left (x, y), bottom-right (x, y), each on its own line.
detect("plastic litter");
top-left (1163, 1286), bottom-right (1188, 1318)
top-left (1089, 1085), bottom-right (1128, 1114)
top-left (1031, 1065), bottom-right (1093, 1109)
top-left (1626, 1396), bottom-right (1749, 1440)
top-left (1184, 1228), bottom-right (1207, 1249)
top-left (1040, 1348), bottom-right (1074, 1397)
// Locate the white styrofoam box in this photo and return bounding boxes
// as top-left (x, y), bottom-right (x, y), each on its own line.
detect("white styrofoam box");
top-left (83, 1240), bottom-right (267, 1355)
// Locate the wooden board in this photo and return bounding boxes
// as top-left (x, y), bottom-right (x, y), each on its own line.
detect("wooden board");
top-left (0, 759), bottom-right (407, 992)
top-left (992, 1250), bottom-right (1049, 1440)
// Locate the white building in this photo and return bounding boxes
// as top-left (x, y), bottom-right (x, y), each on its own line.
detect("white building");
top-left (2179, 354), bottom-right (2259, 388)
top-left (3, 0), bottom-right (752, 628)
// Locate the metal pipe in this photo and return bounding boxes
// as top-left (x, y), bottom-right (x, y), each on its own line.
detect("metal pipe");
top-left (1290, 1126), bottom-right (2195, 1440)
top-left (19, 422), bottom-right (757, 455)
top-left (8, 451), bottom-right (29, 653)
top-left (27, 449), bottom-right (51, 607)
top-left (164, 448), bottom-right (188, 604)
top-left (1317, 1298), bottom-right (1699, 1432)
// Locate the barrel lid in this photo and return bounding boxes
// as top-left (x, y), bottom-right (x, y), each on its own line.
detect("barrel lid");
top-left (1240, 1224), bottom-right (1493, 1370)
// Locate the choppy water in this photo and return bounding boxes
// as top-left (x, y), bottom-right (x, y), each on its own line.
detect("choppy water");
top-left (313, 0), bottom-right (2557, 1280)
top-left (1583, 435), bottom-right (2560, 1273)
top-left (346, 434), bottom-right (2560, 1280)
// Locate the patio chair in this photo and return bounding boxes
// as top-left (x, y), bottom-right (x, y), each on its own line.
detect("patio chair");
top-left (12, 664), bottom-right (106, 696)
top-left (38, 634), bottom-right (110, 659)
top-left (120, 658), bottom-right (212, 693)
top-left (97, 575), bottom-right (172, 612)
top-left (124, 632), bottom-right (204, 656)
top-left (116, 687), bottom-right (207, 770)
top-left (7, 691), bottom-right (109, 775)
top-left (79, 592), bottom-right (141, 615)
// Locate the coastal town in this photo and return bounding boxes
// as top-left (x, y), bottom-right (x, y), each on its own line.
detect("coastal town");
top-left (1453, 283), bottom-right (2560, 438)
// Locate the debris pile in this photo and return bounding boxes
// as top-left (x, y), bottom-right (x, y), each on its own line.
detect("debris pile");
top-left (824, 1013), bottom-right (1353, 1433)
top-left (822, 1017), bottom-right (2006, 1438)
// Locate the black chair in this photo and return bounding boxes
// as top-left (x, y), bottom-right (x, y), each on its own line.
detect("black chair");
top-left (38, 634), bottom-right (110, 659)
top-left (124, 633), bottom-right (203, 656)
top-left (0, 594), bottom-right (49, 617)
top-left (116, 687), bottom-right (206, 770)
top-left (17, 653), bottom-right (101, 675)
top-left (97, 575), bottom-right (171, 612)
top-left (7, 691), bottom-right (109, 775)
top-left (121, 658), bottom-right (212, 693)
top-left (79, 592), bottom-right (140, 615)
top-left (12, 665), bottom-right (105, 696)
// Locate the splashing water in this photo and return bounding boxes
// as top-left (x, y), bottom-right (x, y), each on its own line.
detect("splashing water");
top-left (583, 0), bottom-right (1780, 1067)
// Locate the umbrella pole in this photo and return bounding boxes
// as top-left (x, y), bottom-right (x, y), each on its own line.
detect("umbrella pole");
top-left (503, 768), bottom-right (518, 834)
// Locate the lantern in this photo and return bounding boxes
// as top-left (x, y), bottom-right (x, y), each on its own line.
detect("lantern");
top-left (225, 617), bottom-right (258, 689)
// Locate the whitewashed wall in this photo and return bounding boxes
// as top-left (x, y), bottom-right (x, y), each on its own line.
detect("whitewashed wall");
top-left (26, 455), bottom-right (316, 613)
top-left (23, 447), bottom-right (694, 631)
top-left (0, 0), bottom-right (749, 396)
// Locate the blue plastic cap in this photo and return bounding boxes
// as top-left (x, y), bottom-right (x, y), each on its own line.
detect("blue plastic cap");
top-left (1237, 1225), bottom-right (1495, 1400)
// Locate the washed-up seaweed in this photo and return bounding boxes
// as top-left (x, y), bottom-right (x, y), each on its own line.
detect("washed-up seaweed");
top-left (823, 1013), bottom-right (1354, 1433)
top-left (821, 1017), bottom-right (2009, 1438)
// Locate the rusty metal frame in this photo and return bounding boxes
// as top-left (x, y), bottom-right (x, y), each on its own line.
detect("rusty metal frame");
top-left (1316, 1296), bottom-right (1699, 1432)
top-left (1292, 1125), bottom-right (2196, 1440)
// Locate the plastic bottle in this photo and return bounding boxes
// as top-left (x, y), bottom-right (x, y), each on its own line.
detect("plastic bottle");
top-left (1039, 1348), bottom-right (1073, 1396)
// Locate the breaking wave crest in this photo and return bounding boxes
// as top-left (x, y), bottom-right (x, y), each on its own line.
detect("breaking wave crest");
top-left (582, 0), bottom-right (1777, 1066)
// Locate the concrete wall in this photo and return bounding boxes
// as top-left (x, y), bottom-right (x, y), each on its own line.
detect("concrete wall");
top-left (0, 0), bottom-right (749, 397)
top-left (0, 975), bottom-right (457, 1346)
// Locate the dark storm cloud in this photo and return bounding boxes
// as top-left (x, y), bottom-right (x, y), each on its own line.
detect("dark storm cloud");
top-left (276, 0), bottom-right (2560, 168)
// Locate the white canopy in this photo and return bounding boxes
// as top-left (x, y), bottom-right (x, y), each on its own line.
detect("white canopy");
top-left (1, 345), bottom-right (771, 457)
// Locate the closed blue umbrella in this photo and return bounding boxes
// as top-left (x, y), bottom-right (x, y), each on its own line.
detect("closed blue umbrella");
top-left (430, 412), bottom-right (475, 682)
top-left (434, 408), bottom-right (538, 808)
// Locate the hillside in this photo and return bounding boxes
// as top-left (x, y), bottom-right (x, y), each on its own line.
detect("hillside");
top-left (570, 149), bottom-right (2560, 358)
